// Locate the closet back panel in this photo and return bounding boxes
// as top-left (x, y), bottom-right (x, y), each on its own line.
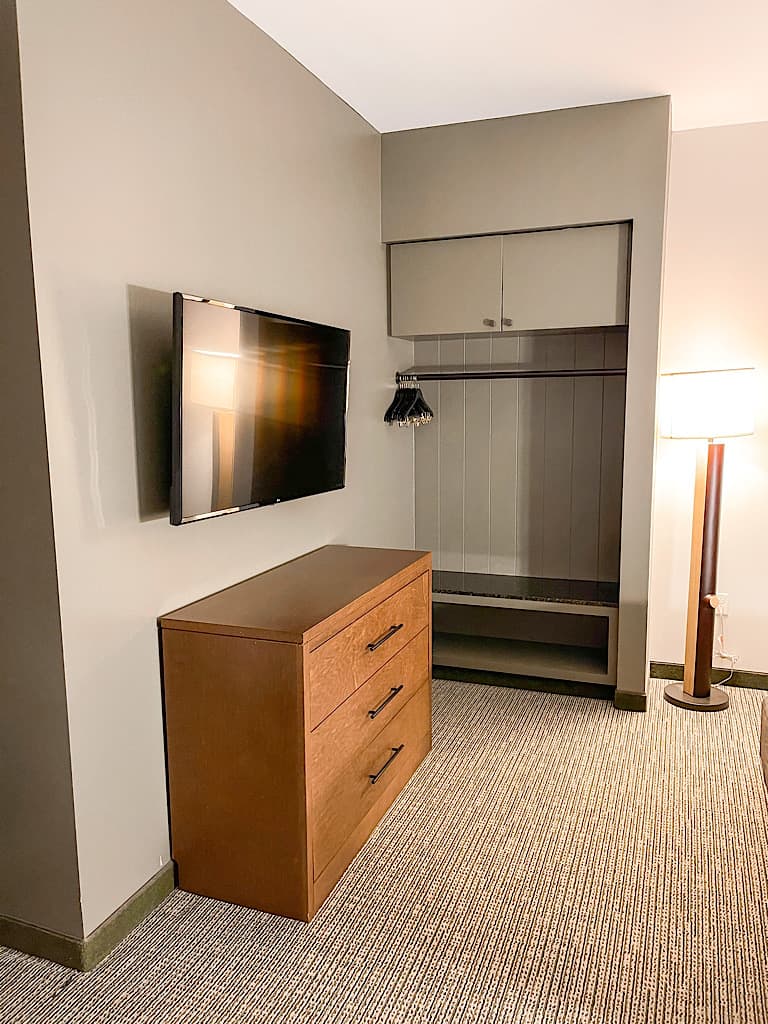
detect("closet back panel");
top-left (414, 329), bottom-right (627, 583)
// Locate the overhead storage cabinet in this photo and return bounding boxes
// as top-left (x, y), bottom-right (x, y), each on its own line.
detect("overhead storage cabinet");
top-left (389, 235), bottom-right (502, 337)
top-left (390, 223), bottom-right (629, 338)
top-left (501, 223), bottom-right (629, 332)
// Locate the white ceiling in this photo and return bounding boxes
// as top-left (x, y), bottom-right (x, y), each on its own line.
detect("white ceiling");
top-left (228, 0), bottom-right (768, 133)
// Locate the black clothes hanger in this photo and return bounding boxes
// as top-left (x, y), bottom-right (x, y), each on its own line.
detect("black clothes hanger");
top-left (384, 381), bottom-right (434, 427)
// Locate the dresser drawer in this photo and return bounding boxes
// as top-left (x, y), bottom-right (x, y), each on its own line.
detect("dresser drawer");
top-left (310, 628), bottom-right (429, 807)
top-left (311, 727), bottom-right (432, 915)
top-left (307, 573), bottom-right (430, 729)
top-left (311, 680), bottom-right (431, 879)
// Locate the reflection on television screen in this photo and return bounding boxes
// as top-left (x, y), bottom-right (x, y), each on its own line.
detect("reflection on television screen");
top-left (171, 295), bottom-right (349, 524)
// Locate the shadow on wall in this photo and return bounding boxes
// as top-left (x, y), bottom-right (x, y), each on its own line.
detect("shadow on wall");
top-left (127, 285), bottom-right (173, 521)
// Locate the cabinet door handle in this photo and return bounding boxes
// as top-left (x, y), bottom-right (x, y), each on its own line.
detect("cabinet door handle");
top-left (502, 317), bottom-right (513, 327)
top-left (368, 685), bottom-right (404, 720)
top-left (369, 745), bottom-right (404, 784)
top-left (482, 318), bottom-right (496, 327)
top-left (367, 623), bottom-right (404, 652)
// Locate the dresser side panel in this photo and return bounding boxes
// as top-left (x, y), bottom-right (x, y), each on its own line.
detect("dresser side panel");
top-left (161, 629), bottom-right (309, 920)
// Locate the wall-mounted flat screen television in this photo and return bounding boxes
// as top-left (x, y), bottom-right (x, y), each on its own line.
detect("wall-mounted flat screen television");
top-left (171, 293), bottom-right (350, 525)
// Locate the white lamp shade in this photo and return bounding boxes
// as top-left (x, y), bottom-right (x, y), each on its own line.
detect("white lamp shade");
top-left (658, 367), bottom-right (755, 440)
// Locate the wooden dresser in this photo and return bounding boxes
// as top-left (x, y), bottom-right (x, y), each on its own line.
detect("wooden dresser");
top-left (159, 545), bottom-right (432, 921)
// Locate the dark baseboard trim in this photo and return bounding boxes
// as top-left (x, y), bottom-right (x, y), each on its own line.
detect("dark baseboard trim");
top-left (80, 861), bottom-right (175, 970)
top-left (613, 691), bottom-right (647, 712)
top-left (650, 661), bottom-right (768, 691)
top-left (0, 861), bottom-right (175, 971)
top-left (434, 665), bottom-right (615, 702)
top-left (0, 916), bottom-right (84, 971)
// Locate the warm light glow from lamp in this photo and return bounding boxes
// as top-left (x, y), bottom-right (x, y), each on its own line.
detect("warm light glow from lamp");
top-left (659, 366), bottom-right (755, 712)
top-left (659, 367), bottom-right (755, 440)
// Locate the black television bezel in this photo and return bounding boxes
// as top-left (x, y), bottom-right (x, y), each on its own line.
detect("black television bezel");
top-left (170, 292), bottom-right (350, 526)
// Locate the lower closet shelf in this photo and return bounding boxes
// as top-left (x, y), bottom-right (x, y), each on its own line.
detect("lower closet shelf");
top-left (433, 632), bottom-right (612, 686)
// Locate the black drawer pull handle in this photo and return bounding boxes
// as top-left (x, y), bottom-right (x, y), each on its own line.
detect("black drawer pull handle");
top-left (368, 685), bottom-right (404, 720)
top-left (369, 745), bottom-right (404, 785)
top-left (367, 623), bottom-right (404, 652)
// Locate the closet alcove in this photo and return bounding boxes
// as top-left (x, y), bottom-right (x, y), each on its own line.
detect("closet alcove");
top-left (389, 222), bottom-right (631, 693)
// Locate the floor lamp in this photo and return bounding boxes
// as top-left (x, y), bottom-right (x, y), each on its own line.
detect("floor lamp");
top-left (659, 367), bottom-right (755, 713)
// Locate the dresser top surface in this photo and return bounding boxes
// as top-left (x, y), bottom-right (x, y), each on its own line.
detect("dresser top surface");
top-left (160, 545), bottom-right (431, 644)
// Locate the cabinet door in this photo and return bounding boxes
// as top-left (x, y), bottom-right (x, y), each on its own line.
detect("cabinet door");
top-left (389, 235), bottom-right (502, 338)
top-left (501, 223), bottom-right (629, 332)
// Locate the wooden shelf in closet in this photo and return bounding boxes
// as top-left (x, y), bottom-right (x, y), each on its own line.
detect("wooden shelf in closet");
top-left (432, 570), bottom-right (618, 608)
top-left (433, 633), bottom-right (611, 686)
top-left (431, 571), bottom-right (618, 688)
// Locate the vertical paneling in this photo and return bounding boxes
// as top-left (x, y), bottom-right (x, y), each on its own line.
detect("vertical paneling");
top-left (515, 336), bottom-right (547, 576)
top-left (489, 335), bottom-right (520, 574)
top-left (569, 333), bottom-right (606, 580)
top-left (598, 332), bottom-right (627, 581)
top-left (413, 328), bottom-right (627, 584)
top-left (463, 337), bottom-right (492, 572)
top-left (541, 336), bottom-right (576, 577)
top-left (413, 338), bottom-right (440, 566)
top-left (437, 337), bottom-right (465, 572)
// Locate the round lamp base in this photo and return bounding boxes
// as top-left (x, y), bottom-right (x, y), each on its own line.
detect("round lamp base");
top-left (663, 682), bottom-right (729, 712)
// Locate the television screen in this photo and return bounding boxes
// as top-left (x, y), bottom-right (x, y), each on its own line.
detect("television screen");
top-left (171, 293), bottom-right (350, 525)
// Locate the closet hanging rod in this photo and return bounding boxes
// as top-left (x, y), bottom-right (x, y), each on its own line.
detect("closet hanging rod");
top-left (396, 366), bottom-right (627, 383)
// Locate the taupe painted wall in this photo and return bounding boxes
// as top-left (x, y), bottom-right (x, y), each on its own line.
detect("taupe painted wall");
top-left (0, 0), bottom-right (82, 938)
top-left (381, 98), bottom-right (671, 700)
top-left (650, 123), bottom-right (768, 673)
top-left (15, 0), bottom-right (413, 934)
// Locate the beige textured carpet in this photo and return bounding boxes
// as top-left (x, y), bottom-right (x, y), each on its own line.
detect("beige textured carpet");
top-left (2, 679), bottom-right (768, 1024)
